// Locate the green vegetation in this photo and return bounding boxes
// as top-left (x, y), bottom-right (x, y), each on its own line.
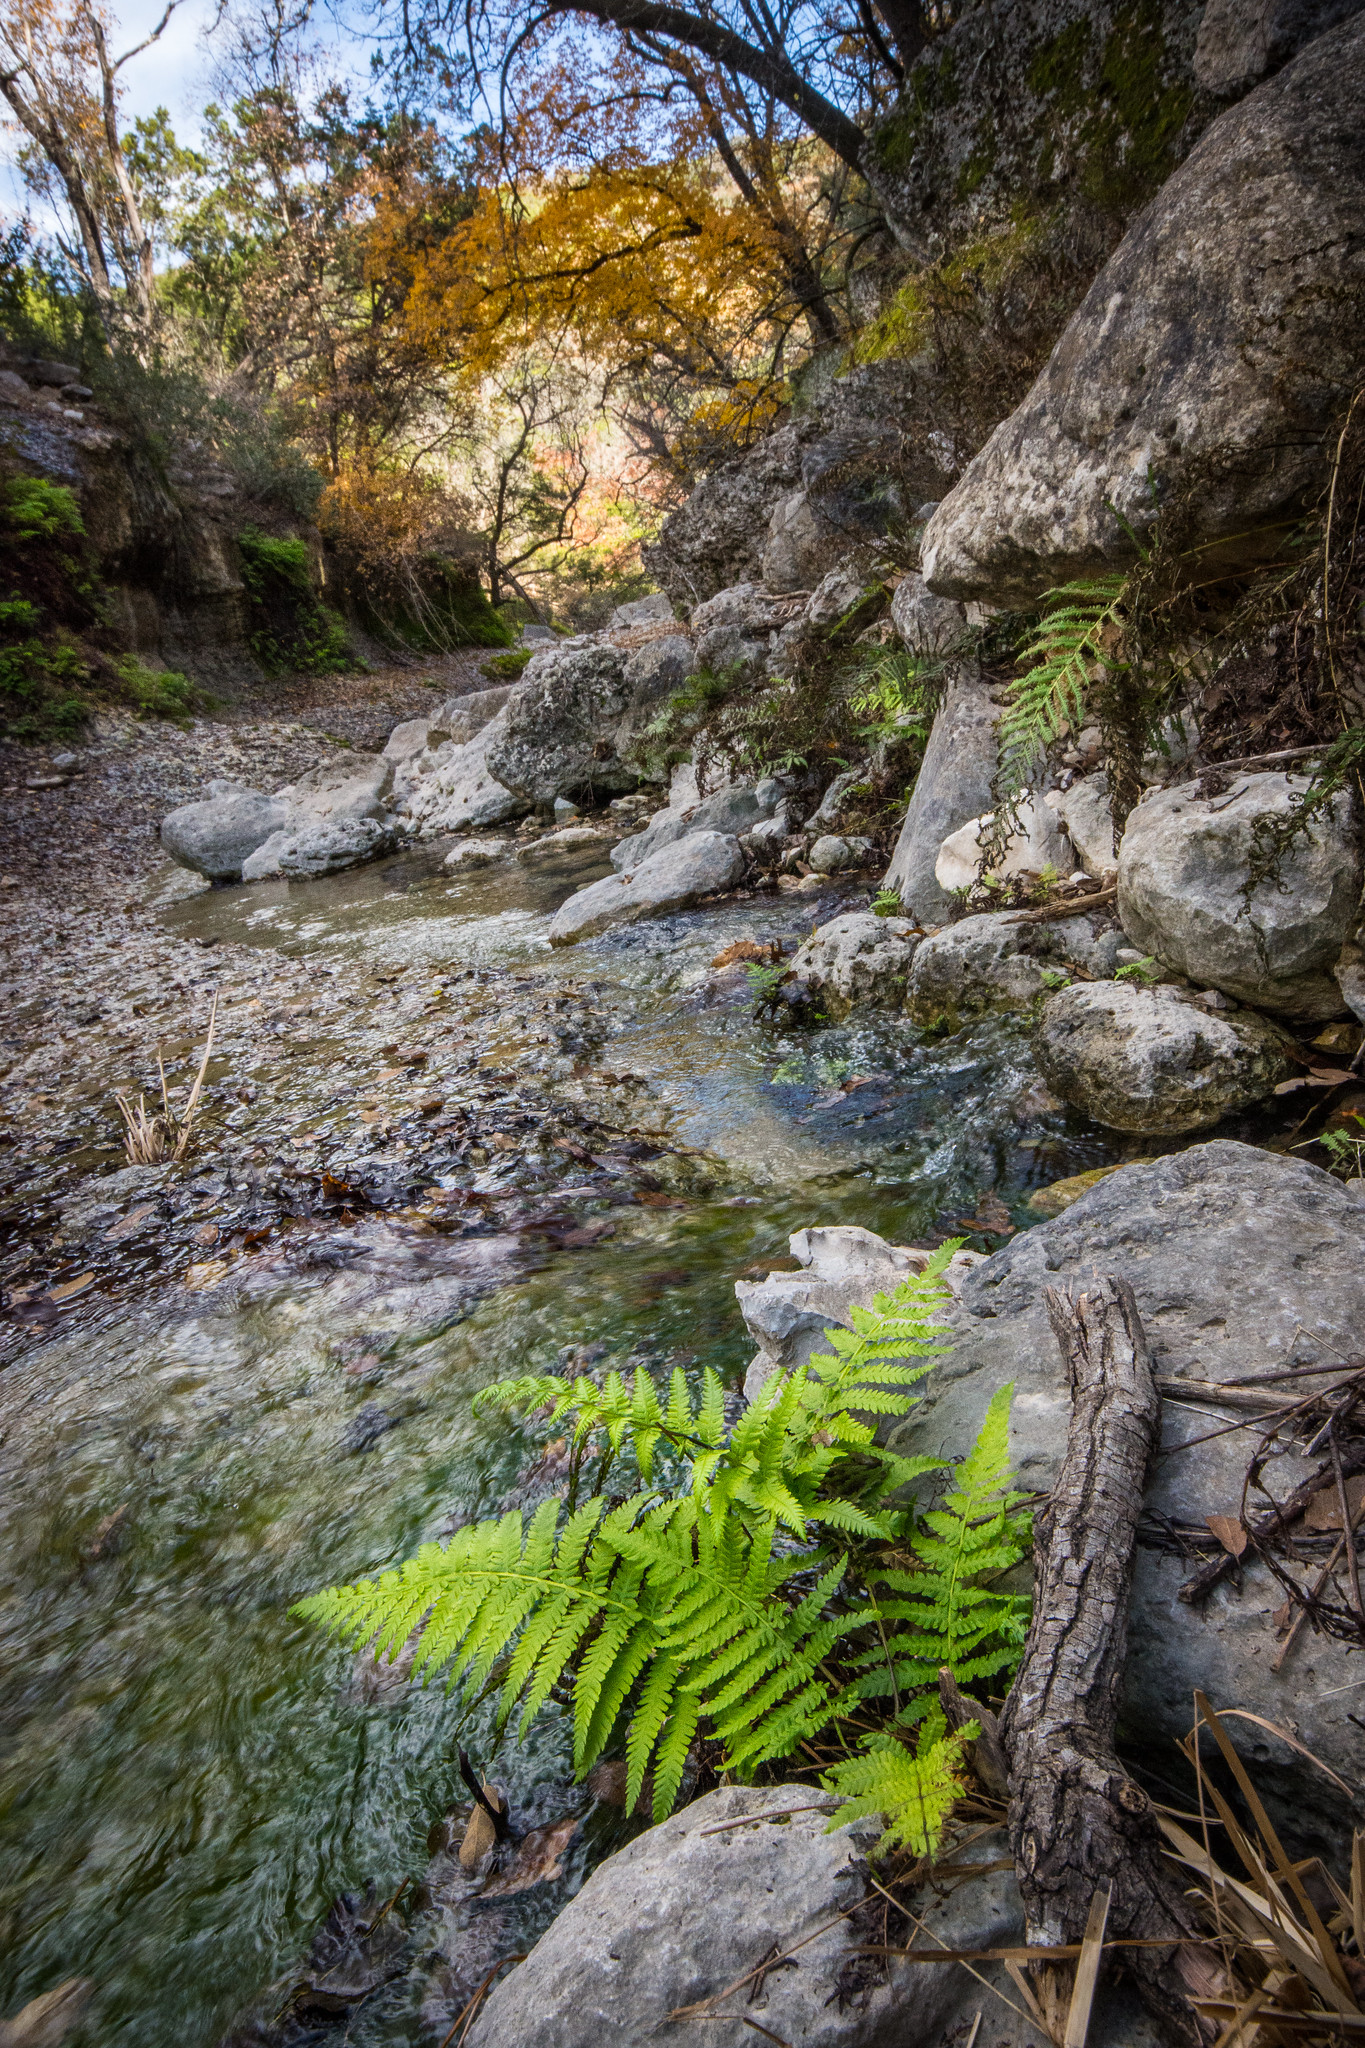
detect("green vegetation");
top-left (480, 647), bottom-right (533, 681)
top-left (237, 527), bottom-right (354, 675)
top-left (1114, 955), bottom-right (1162, 984)
top-left (114, 655), bottom-right (199, 722)
top-left (5, 476), bottom-right (85, 543)
top-left (297, 1251), bottom-right (1030, 1853)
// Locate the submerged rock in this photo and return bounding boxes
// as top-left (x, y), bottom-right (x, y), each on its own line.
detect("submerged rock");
top-left (785, 912), bottom-right (921, 1020)
top-left (906, 910), bottom-right (1123, 1023)
top-left (1035, 980), bottom-right (1296, 1131)
top-left (921, 16), bottom-right (1365, 602)
top-left (548, 831), bottom-right (745, 945)
top-left (1117, 772), bottom-right (1360, 1020)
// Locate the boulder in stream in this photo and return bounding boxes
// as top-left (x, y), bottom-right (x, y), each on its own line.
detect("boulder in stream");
top-left (161, 788), bottom-right (292, 881)
top-left (785, 912), bottom-right (921, 1020)
top-left (906, 910), bottom-right (1123, 1024)
top-left (548, 831), bottom-right (745, 945)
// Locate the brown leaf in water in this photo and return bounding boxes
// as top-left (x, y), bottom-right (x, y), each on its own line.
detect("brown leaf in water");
top-left (48, 1272), bottom-right (96, 1302)
top-left (635, 1191), bottom-right (688, 1208)
top-left (103, 1203), bottom-right (157, 1242)
top-left (0, 1979), bottom-right (93, 2048)
top-left (481, 1815), bottom-right (578, 1897)
top-left (458, 1786), bottom-right (507, 1871)
top-left (1206, 1514), bottom-right (1248, 1557)
top-left (710, 939), bottom-right (781, 968)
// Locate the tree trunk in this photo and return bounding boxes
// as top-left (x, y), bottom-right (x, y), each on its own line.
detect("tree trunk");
top-left (1000, 1276), bottom-right (1216, 2046)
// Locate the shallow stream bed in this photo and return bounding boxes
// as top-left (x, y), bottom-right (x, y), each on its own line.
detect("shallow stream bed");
top-left (1, 839), bottom-right (1127, 2047)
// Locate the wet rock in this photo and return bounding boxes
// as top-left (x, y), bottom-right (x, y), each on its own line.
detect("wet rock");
top-left (516, 827), bottom-right (616, 863)
top-left (444, 838), bottom-right (512, 869)
top-left (786, 913), bottom-right (921, 1021)
top-left (549, 832), bottom-right (746, 945)
top-left (1025, 1162), bottom-right (1126, 1217)
top-left (882, 661), bottom-right (999, 923)
top-left (889, 571), bottom-right (967, 656)
top-left (1035, 980), bottom-right (1296, 1132)
top-left (609, 781), bottom-right (781, 872)
top-left (738, 1225), bottom-right (983, 1403)
top-left (906, 911), bottom-right (1123, 1024)
top-left (920, 18), bottom-right (1365, 602)
top-left (891, 1142), bottom-right (1365, 1851)
top-left (934, 792), bottom-right (1072, 893)
top-left (161, 790), bottom-right (293, 881)
top-left (1117, 773), bottom-right (1361, 1020)
top-left (340, 1402), bottom-right (400, 1455)
top-left (404, 710), bottom-right (527, 837)
top-left (1054, 771), bottom-right (1118, 878)
top-left (486, 644), bottom-right (639, 805)
top-left (242, 815), bottom-right (398, 880)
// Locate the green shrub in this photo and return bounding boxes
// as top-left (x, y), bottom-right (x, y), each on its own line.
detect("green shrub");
top-left (4, 476), bottom-right (85, 543)
top-left (115, 655), bottom-right (199, 721)
top-left (238, 527), bottom-right (354, 675)
top-left (480, 647), bottom-right (533, 681)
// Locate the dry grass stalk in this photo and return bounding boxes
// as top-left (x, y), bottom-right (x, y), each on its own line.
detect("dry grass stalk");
top-left (116, 995), bottom-right (217, 1166)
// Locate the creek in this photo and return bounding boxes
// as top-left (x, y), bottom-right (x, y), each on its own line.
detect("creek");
top-left (0, 837), bottom-right (1121, 2048)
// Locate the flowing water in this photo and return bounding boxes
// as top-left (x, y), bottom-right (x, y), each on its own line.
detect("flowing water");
top-left (0, 841), bottom-right (1121, 2047)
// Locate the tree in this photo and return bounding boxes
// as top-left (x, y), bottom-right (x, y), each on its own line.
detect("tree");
top-left (0, 0), bottom-right (183, 353)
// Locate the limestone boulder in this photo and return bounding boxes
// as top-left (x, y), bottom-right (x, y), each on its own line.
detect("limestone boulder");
top-left (808, 834), bottom-right (874, 873)
top-left (882, 661), bottom-right (1000, 922)
top-left (784, 913), bottom-right (922, 1022)
top-left (1194, 0), bottom-right (1364, 94)
top-left (1055, 771), bottom-right (1118, 877)
top-left (443, 838), bottom-right (511, 869)
top-left (760, 489), bottom-right (850, 593)
top-left (1035, 980), bottom-right (1296, 1132)
top-left (486, 644), bottom-right (639, 805)
top-left (160, 789), bottom-right (291, 881)
top-left (608, 591), bottom-right (674, 627)
top-left (609, 781), bottom-right (782, 872)
top-left (620, 633), bottom-right (694, 703)
top-left (241, 815), bottom-right (398, 881)
top-left (548, 831), bottom-right (745, 945)
top-left (920, 16), bottom-right (1365, 603)
top-left (278, 754), bottom-right (394, 826)
top-left (804, 557), bottom-right (877, 631)
top-left (906, 910), bottom-right (1123, 1024)
top-left (403, 710), bottom-right (527, 838)
top-left (889, 572), bottom-right (967, 657)
top-left (642, 421), bottom-right (813, 602)
top-left (934, 792), bottom-right (1072, 893)
top-left (1117, 772), bottom-right (1361, 1019)
top-left (436, 685), bottom-right (515, 746)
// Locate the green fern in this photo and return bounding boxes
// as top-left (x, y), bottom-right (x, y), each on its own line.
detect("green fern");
top-left (851, 1383), bottom-right (1031, 1713)
top-left (822, 1708), bottom-right (974, 1857)
top-left (994, 574), bottom-right (1129, 822)
top-left (294, 1244), bottom-right (1029, 1845)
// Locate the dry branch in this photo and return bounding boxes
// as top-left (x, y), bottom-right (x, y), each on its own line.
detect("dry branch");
top-left (1001, 1275), bottom-right (1216, 2046)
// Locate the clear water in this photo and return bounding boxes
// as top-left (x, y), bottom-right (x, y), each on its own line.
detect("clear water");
top-left (1, 843), bottom-right (1117, 2046)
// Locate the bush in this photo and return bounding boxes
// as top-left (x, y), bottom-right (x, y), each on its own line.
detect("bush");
top-left (238, 526), bottom-right (355, 675)
top-left (114, 655), bottom-right (199, 721)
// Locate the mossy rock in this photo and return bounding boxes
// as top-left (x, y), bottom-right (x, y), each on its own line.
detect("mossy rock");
top-left (1026, 1162), bottom-right (1126, 1218)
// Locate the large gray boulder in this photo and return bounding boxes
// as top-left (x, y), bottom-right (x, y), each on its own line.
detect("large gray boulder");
top-left (1117, 772), bottom-right (1361, 1019)
top-left (785, 913), bottom-right (922, 1021)
top-left (437, 685), bottom-right (515, 745)
top-left (403, 710), bottom-right (527, 838)
top-left (882, 662), bottom-right (1000, 922)
top-left (889, 572), bottom-right (967, 657)
top-left (609, 781), bottom-right (782, 872)
top-left (161, 789), bottom-right (292, 880)
top-left (620, 634), bottom-right (694, 702)
top-left (884, 1142), bottom-right (1365, 1851)
top-left (760, 488), bottom-right (850, 593)
top-left (467, 1787), bottom-right (1024, 2048)
top-left (278, 754), bottom-right (394, 826)
top-left (1194, 0), bottom-right (1364, 93)
top-left (642, 422), bottom-right (813, 603)
top-left (487, 644), bottom-right (639, 806)
top-left (241, 815), bottom-right (398, 880)
top-left (609, 592), bottom-right (674, 627)
top-left (1055, 771), bottom-right (1118, 877)
top-left (920, 15), bottom-right (1365, 603)
top-left (907, 909), bottom-right (1124, 1024)
top-left (548, 831), bottom-right (745, 945)
top-left (1035, 979), bottom-right (1296, 1131)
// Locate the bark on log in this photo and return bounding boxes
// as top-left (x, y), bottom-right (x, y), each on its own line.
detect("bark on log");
top-left (1000, 1276), bottom-right (1215, 2046)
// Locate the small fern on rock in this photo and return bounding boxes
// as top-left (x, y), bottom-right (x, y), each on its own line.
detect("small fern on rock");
top-left (296, 1243), bottom-right (1031, 1848)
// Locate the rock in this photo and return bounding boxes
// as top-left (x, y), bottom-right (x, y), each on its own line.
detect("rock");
top-left (1194, 0), bottom-right (1363, 93)
top-left (26, 358), bottom-right (79, 388)
top-left (804, 768), bottom-right (864, 834)
top-left (520, 623), bottom-right (557, 645)
top-left (161, 789), bottom-right (293, 881)
top-left (642, 423), bottom-right (811, 602)
top-left (1117, 773), bottom-right (1361, 1020)
top-left (443, 838), bottom-right (510, 869)
top-left (906, 910), bottom-right (1124, 1024)
top-left (808, 834), bottom-right (874, 873)
top-left (515, 827), bottom-right (615, 863)
top-left (0, 369), bottom-right (28, 406)
top-left (486, 644), bottom-right (640, 805)
top-left (242, 816), bottom-right (398, 880)
top-left (785, 912), bottom-right (921, 1020)
top-left (383, 715), bottom-right (448, 771)
top-left (934, 792), bottom-right (1072, 893)
top-left (760, 488), bottom-right (850, 593)
top-left (882, 661), bottom-right (1000, 922)
top-left (548, 831), bottom-right (746, 945)
top-left (920, 17), bottom-right (1365, 603)
top-left (621, 634), bottom-right (695, 702)
top-left (889, 572), bottom-right (967, 656)
top-left (404, 710), bottom-right (527, 837)
top-left (469, 1787), bottom-right (1027, 2048)
top-left (1054, 771), bottom-right (1118, 877)
top-left (1034, 980), bottom-right (1296, 1131)
top-left (278, 754), bottom-right (394, 826)
top-left (609, 781), bottom-right (781, 872)
top-left (803, 557), bottom-right (876, 630)
top-left (739, 1226), bottom-right (984, 1404)
top-left (888, 1142), bottom-right (1365, 1850)
top-left (1337, 912), bottom-right (1365, 1023)
top-left (1025, 1163), bottom-right (1126, 1216)
top-left (436, 685), bottom-right (515, 745)
top-left (609, 592), bottom-right (674, 626)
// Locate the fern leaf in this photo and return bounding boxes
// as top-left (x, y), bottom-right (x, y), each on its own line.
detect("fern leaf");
top-left (822, 1725), bottom-right (972, 1857)
top-left (995, 572), bottom-right (1128, 813)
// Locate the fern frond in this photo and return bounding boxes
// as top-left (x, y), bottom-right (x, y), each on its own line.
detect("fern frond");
top-left (995, 573), bottom-right (1129, 814)
top-left (822, 1718), bottom-right (973, 1857)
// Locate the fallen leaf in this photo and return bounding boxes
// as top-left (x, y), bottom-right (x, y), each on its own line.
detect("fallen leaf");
top-left (83, 1504), bottom-right (130, 1562)
top-left (1206, 1514), bottom-right (1248, 1558)
top-left (184, 1258), bottom-right (232, 1290)
top-left (103, 1203), bottom-right (157, 1242)
top-left (1303, 1475), bottom-right (1365, 1531)
top-left (1308, 1066), bottom-right (1356, 1084)
top-left (710, 939), bottom-right (781, 969)
top-left (635, 1191), bottom-right (688, 1208)
top-left (193, 1222), bottom-right (219, 1246)
top-left (375, 1068), bottom-right (404, 1083)
top-left (458, 1784), bottom-right (507, 1871)
top-left (481, 1814), bottom-right (578, 1897)
top-left (48, 1272), bottom-right (95, 1302)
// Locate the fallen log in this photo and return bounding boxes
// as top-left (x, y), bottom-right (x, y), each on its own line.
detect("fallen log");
top-left (1000, 1275), bottom-right (1219, 2045)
